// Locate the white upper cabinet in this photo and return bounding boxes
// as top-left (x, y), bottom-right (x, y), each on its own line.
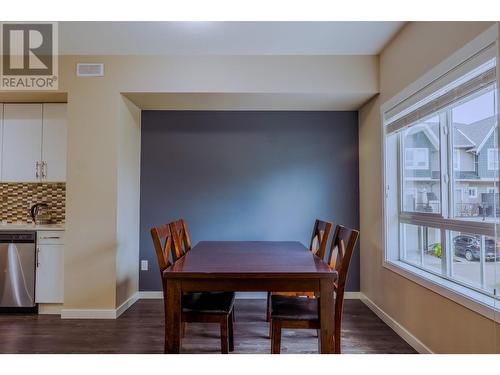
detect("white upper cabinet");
top-left (1, 104), bottom-right (43, 182)
top-left (42, 103), bottom-right (67, 182)
top-left (0, 103), bottom-right (67, 182)
top-left (0, 105), bottom-right (3, 179)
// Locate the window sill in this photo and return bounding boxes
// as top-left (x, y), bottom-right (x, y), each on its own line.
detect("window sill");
top-left (383, 259), bottom-right (500, 323)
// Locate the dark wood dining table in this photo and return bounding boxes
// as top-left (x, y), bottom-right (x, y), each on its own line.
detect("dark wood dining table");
top-left (162, 241), bottom-right (338, 354)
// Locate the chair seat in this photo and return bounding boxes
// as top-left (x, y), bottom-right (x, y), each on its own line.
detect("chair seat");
top-left (270, 294), bottom-right (319, 322)
top-left (182, 292), bottom-right (235, 314)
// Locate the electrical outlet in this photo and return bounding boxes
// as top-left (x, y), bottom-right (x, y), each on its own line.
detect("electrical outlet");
top-left (141, 260), bottom-right (148, 271)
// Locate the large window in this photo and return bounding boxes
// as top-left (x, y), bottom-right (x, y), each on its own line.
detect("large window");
top-left (488, 148), bottom-right (499, 170)
top-left (401, 118), bottom-right (441, 214)
top-left (384, 45), bottom-right (499, 309)
top-left (405, 148), bottom-right (429, 169)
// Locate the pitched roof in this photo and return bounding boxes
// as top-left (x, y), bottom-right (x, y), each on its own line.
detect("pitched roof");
top-left (453, 116), bottom-right (497, 153)
top-left (453, 128), bottom-right (475, 147)
top-left (409, 116), bottom-right (497, 153)
top-left (407, 122), bottom-right (439, 149)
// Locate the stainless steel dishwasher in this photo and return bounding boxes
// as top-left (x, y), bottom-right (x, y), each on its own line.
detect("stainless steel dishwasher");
top-left (0, 232), bottom-right (37, 311)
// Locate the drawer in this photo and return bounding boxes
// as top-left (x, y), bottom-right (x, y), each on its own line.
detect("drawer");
top-left (37, 230), bottom-right (64, 245)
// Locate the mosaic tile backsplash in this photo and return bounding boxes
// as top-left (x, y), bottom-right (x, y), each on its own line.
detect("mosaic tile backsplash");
top-left (0, 183), bottom-right (66, 224)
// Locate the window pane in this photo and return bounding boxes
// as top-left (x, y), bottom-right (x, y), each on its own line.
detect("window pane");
top-left (451, 89), bottom-right (498, 222)
top-left (401, 223), bottom-right (442, 274)
top-left (485, 237), bottom-right (500, 295)
top-left (401, 116), bottom-right (441, 213)
top-left (450, 231), bottom-right (499, 294)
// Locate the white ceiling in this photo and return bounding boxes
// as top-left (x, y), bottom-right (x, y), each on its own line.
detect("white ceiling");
top-left (60, 21), bottom-right (404, 55)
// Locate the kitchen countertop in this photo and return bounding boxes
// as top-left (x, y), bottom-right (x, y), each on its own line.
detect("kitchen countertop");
top-left (0, 223), bottom-right (65, 231)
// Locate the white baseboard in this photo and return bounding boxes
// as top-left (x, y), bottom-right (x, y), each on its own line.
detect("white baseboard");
top-left (138, 291), bottom-right (362, 300)
top-left (138, 291), bottom-right (264, 300)
top-left (38, 303), bottom-right (63, 315)
top-left (138, 291), bottom-right (163, 299)
top-left (61, 308), bottom-right (117, 319)
top-left (359, 293), bottom-right (433, 354)
top-left (237, 292), bottom-right (362, 299)
top-left (61, 292), bottom-right (139, 319)
top-left (344, 292), bottom-right (362, 299)
top-left (116, 292), bottom-right (139, 318)
top-left (235, 292), bottom-right (267, 299)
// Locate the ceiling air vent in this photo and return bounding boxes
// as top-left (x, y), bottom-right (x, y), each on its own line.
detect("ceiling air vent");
top-left (76, 63), bottom-right (104, 77)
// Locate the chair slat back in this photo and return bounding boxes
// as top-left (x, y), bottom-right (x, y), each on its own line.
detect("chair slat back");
top-left (150, 223), bottom-right (175, 273)
top-left (309, 219), bottom-right (333, 260)
top-left (171, 219), bottom-right (192, 260)
top-left (327, 225), bottom-right (359, 290)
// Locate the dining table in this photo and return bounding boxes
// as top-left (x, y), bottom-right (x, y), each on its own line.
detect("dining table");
top-left (162, 240), bottom-right (338, 354)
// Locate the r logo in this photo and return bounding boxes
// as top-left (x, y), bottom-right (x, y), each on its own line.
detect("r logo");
top-left (0, 22), bottom-right (58, 90)
top-left (2, 23), bottom-right (53, 75)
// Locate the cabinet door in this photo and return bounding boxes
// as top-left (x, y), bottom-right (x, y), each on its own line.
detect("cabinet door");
top-left (35, 244), bottom-right (64, 303)
top-left (2, 104), bottom-right (42, 182)
top-left (0, 104), bottom-right (3, 180)
top-left (42, 103), bottom-right (67, 182)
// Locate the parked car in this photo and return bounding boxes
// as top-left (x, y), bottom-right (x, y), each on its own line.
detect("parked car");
top-left (453, 235), bottom-right (500, 261)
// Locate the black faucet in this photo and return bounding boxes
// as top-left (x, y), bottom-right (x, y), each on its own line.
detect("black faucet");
top-left (30, 203), bottom-right (48, 223)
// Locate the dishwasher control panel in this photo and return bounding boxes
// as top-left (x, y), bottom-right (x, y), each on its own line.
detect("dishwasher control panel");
top-left (0, 232), bottom-right (36, 243)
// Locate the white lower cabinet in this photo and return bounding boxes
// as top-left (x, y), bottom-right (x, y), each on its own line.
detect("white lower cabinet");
top-left (35, 231), bottom-right (64, 304)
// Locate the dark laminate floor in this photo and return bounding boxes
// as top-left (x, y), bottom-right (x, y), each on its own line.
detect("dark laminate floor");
top-left (0, 299), bottom-right (416, 354)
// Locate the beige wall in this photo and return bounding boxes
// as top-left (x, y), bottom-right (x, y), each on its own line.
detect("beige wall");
top-left (359, 22), bottom-right (499, 353)
top-left (55, 54), bottom-right (379, 312)
top-left (62, 58), bottom-right (119, 310)
top-left (116, 96), bottom-right (141, 307)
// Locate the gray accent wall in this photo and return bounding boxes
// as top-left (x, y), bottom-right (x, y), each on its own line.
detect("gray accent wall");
top-left (140, 111), bottom-right (359, 291)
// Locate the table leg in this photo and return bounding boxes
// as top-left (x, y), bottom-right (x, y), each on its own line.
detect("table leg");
top-left (319, 277), bottom-right (335, 354)
top-left (164, 278), bottom-right (182, 353)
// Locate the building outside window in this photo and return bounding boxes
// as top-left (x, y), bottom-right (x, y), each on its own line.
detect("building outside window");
top-left (383, 40), bottom-right (499, 312)
top-left (467, 187), bottom-right (478, 199)
top-left (488, 148), bottom-right (499, 170)
top-left (405, 148), bottom-right (429, 169)
top-left (453, 149), bottom-right (461, 170)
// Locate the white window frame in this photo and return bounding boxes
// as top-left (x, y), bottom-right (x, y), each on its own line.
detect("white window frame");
top-left (487, 148), bottom-right (499, 170)
top-left (487, 187), bottom-right (498, 194)
top-left (453, 149), bottom-right (460, 170)
top-left (405, 147), bottom-right (429, 170)
top-left (467, 187), bottom-right (478, 199)
top-left (380, 25), bottom-right (500, 323)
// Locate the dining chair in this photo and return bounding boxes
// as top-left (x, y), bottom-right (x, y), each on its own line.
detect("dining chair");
top-left (269, 224), bottom-right (359, 354)
top-left (150, 220), bottom-right (236, 354)
top-left (172, 218), bottom-right (238, 324)
top-left (170, 219), bottom-right (192, 260)
top-left (266, 219), bottom-right (333, 324)
top-left (309, 219), bottom-right (334, 260)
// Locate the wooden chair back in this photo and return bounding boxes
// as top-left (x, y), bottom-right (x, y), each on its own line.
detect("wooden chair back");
top-left (171, 219), bottom-right (192, 257)
top-left (327, 225), bottom-right (359, 291)
top-left (150, 219), bottom-right (190, 272)
top-left (150, 223), bottom-right (176, 273)
top-left (309, 219), bottom-right (333, 260)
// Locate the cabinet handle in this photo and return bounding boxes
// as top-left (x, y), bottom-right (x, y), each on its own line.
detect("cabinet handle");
top-left (36, 247), bottom-right (40, 268)
top-left (35, 161), bottom-right (40, 179)
top-left (42, 161), bottom-right (47, 179)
